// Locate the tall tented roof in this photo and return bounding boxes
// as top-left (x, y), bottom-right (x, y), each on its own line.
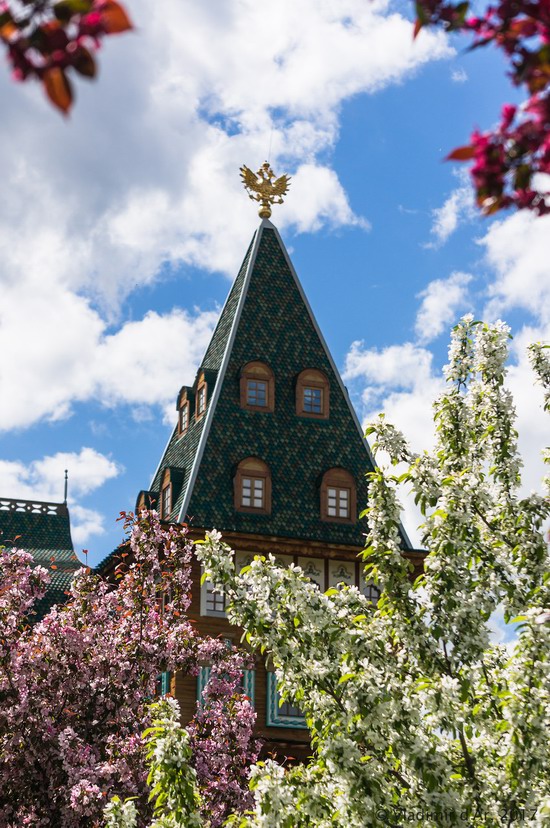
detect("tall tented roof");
top-left (0, 497), bottom-right (81, 619)
top-left (149, 220), bottom-right (411, 549)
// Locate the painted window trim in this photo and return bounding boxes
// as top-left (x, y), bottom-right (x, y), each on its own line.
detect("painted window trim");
top-left (197, 666), bottom-right (255, 707)
top-left (234, 457), bottom-right (272, 515)
top-left (243, 668), bottom-right (255, 705)
top-left (239, 361), bottom-right (275, 413)
top-left (197, 666), bottom-right (211, 704)
top-left (296, 369), bottom-right (330, 419)
top-left (320, 467), bottom-right (356, 524)
top-left (160, 469), bottom-right (172, 521)
top-left (266, 672), bottom-right (308, 729)
top-left (195, 381), bottom-right (207, 420)
top-left (200, 575), bottom-right (227, 618)
top-left (179, 400), bottom-right (190, 435)
top-left (176, 386), bottom-right (194, 436)
top-left (159, 671), bottom-right (171, 696)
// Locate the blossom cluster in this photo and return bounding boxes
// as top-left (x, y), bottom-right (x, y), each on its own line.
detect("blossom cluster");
top-left (0, 0), bottom-right (132, 112)
top-left (415, 0), bottom-right (550, 214)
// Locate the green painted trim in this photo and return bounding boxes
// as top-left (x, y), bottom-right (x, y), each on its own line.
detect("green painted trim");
top-left (160, 671), bottom-right (171, 696)
top-left (243, 669), bottom-right (255, 706)
top-left (266, 672), bottom-right (307, 730)
top-left (196, 666), bottom-right (211, 705)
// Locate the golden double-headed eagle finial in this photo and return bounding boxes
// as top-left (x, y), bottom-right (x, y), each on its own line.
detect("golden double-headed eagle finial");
top-left (240, 161), bottom-right (291, 219)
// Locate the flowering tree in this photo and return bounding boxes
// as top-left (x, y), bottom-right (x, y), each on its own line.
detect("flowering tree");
top-left (191, 318), bottom-right (550, 827)
top-left (0, 0), bottom-right (132, 113)
top-left (416, 0), bottom-right (550, 215)
top-left (105, 686), bottom-right (261, 828)
top-left (0, 510), bottom-right (259, 827)
top-left (104, 698), bottom-right (203, 828)
top-left (187, 656), bottom-right (261, 827)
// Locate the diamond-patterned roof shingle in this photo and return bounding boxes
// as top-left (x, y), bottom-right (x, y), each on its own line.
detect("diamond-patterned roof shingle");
top-left (148, 220), bottom-right (412, 550)
top-left (0, 498), bottom-right (81, 620)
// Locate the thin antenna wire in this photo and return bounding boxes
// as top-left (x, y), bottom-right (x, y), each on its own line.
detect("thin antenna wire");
top-left (63, 469), bottom-right (68, 504)
top-left (267, 125), bottom-right (273, 164)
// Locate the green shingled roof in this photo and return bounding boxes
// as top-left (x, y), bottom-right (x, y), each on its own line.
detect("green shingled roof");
top-left (0, 499), bottom-right (81, 620)
top-left (149, 220), bottom-right (412, 550)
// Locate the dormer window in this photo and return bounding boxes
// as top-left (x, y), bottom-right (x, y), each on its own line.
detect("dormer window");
top-left (320, 468), bottom-right (355, 523)
top-left (160, 469), bottom-right (172, 520)
top-left (247, 379), bottom-right (267, 407)
top-left (240, 361), bottom-right (274, 412)
top-left (161, 484), bottom-right (171, 518)
top-left (158, 467), bottom-right (184, 521)
top-left (197, 386), bottom-right (206, 415)
top-left (180, 402), bottom-right (189, 433)
top-left (234, 457), bottom-right (271, 514)
top-left (195, 374), bottom-right (207, 420)
top-left (177, 386), bottom-right (193, 437)
top-left (296, 369), bottom-right (329, 419)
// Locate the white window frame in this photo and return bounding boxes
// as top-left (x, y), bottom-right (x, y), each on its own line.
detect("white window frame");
top-left (303, 386), bottom-right (323, 414)
top-left (200, 571), bottom-right (227, 618)
top-left (241, 475), bottom-right (265, 510)
top-left (161, 484), bottom-right (172, 519)
top-left (246, 378), bottom-right (268, 407)
top-left (326, 485), bottom-right (350, 519)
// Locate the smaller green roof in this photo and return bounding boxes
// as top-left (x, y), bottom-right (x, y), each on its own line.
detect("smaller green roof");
top-left (0, 497), bottom-right (82, 620)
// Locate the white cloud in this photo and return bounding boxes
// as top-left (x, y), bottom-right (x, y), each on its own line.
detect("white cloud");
top-left (344, 341), bottom-right (434, 389)
top-left (344, 341), bottom-right (444, 455)
top-left (70, 505), bottom-right (107, 546)
top-left (0, 0), bottom-right (453, 435)
top-left (451, 67), bottom-right (468, 83)
top-left (426, 174), bottom-right (474, 247)
top-left (0, 448), bottom-right (120, 544)
top-left (0, 278), bottom-right (218, 430)
top-left (507, 323), bottom-right (550, 495)
top-left (93, 308), bottom-right (219, 423)
top-left (281, 164), bottom-right (370, 234)
top-left (415, 271), bottom-right (473, 343)
top-left (0, 0), bottom-right (452, 297)
top-left (480, 212), bottom-right (550, 324)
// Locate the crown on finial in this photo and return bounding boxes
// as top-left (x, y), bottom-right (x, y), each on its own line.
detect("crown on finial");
top-left (240, 162), bottom-right (291, 219)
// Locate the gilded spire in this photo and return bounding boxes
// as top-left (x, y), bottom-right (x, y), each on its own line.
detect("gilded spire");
top-left (240, 162), bottom-right (291, 219)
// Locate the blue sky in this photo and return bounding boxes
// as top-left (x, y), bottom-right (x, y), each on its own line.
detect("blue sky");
top-left (0, 0), bottom-right (547, 575)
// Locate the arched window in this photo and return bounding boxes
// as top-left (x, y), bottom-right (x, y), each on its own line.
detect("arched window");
top-left (296, 369), bottom-right (329, 419)
top-left (160, 468), bottom-right (172, 520)
top-left (234, 457), bottom-right (271, 514)
top-left (195, 372), bottom-right (208, 421)
top-left (240, 361), bottom-right (275, 412)
top-left (320, 467), bottom-right (356, 523)
top-left (177, 386), bottom-right (193, 436)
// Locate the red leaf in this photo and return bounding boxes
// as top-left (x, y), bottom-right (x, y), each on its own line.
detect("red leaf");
top-left (446, 145), bottom-right (475, 161)
top-left (43, 67), bottom-right (72, 114)
top-left (413, 18), bottom-right (423, 39)
top-left (101, 1), bottom-right (133, 34)
top-left (0, 21), bottom-right (18, 41)
top-left (72, 45), bottom-right (96, 78)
